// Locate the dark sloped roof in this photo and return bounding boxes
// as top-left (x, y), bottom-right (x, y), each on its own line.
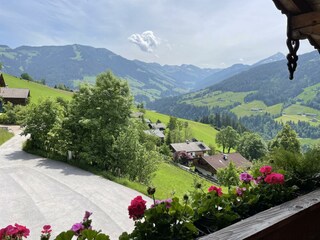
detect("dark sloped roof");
top-left (170, 141), bottom-right (211, 152)
top-left (202, 153), bottom-right (251, 171)
top-left (0, 88), bottom-right (30, 99)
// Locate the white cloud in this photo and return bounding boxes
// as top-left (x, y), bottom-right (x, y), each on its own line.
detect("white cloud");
top-left (128, 31), bottom-right (160, 53)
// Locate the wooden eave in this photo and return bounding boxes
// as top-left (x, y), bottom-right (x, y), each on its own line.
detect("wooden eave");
top-left (273, 0), bottom-right (320, 49)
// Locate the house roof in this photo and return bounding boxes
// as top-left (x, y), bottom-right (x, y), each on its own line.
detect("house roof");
top-left (130, 111), bottom-right (144, 118)
top-left (144, 118), bottom-right (151, 123)
top-left (273, 0), bottom-right (320, 49)
top-left (202, 153), bottom-right (251, 171)
top-left (149, 123), bottom-right (166, 129)
top-left (170, 141), bottom-right (211, 152)
top-left (143, 129), bottom-right (165, 138)
top-left (0, 88), bottom-right (30, 99)
top-left (0, 74), bottom-right (5, 87)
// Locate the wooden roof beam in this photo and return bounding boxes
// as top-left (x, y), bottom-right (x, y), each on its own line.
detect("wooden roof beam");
top-left (289, 12), bottom-right (320, 34)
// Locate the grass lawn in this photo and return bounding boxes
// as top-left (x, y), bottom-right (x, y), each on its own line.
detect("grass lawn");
top-left (151, 162), bottom-right (215, 199)
top-left (79, 161), bottom-right (221, 200)
top-left (144, 110), bottom-right (219, 148)
top-left (0, 128), bottom-right (14, 145)
top-left (2, 73), bottom-right (73, 103)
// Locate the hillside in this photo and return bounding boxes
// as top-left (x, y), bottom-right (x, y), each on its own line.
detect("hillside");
top-left (1, 73), bottom-right (73, 103)
top-left (147, 51), bottom-right (320, 143)
top-left (0, 44), bottom-right (217, 102)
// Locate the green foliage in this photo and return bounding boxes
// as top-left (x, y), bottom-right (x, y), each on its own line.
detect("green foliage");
top-left (266, 147), bottom-right (320, 191)
top-left (21, 72), bottom-right (33, 81)
top-left (215, 126), bottom-right (239, 153)
top-left (55, 229), bottom-right (110, 240)
top-left (190, 187), bottom-right (240, 234)
top-left (270, 124), bottom-right (301, 153)
top-left (66, 71), bottom-right (132, 167)
top-left (207, 144), bottom-right (216, 155)
top-left (216, 162), bottom-right (240, 189)
top-left (237, 132), bottom-right (267, 160)
top-left (120, 197), bottom-right (198, 240)
top-left (20, 98), bottom-right (66, 151)
top-left (0, 102), bottom-right (25, 124)
top-left (111, 123), bottom-right (160, 184)
top-left (165, 116), bottom-right (193, 144)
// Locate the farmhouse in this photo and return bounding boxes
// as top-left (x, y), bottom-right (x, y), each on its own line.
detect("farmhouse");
top-left (170, 141), bottom-right (210, 160)
top-left (0, 74), bottom-right (30, 106)
top-left (0, 88), bottom-right (30, 106)
top-left (148, 122), bottom-right (166, 131)
top-left (194, 152), bottom-right (251, 177)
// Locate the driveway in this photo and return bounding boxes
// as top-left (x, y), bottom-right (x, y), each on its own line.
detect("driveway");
top-left (0, 126), bottom-right (151, 239)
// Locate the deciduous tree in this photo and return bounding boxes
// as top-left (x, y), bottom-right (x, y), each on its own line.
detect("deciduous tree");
top-left (216, 126), bottom-right (239, 153)
top-left (237, 132), bottom-right (267, 161)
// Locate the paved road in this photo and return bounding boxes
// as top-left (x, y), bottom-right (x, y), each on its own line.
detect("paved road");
top-left (0, 126), bottom-right (151, 239)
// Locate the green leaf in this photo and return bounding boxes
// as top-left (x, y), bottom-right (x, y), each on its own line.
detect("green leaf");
top-left (81, 229), bottom-right (98, 240)
top-left (55, 230), bottom-right (75, 240)
top-left (96, 233), bottom-right (110, 240)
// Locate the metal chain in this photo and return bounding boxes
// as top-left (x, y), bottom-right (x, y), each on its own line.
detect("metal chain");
top-left (286, 38), bottom-right (300, 80)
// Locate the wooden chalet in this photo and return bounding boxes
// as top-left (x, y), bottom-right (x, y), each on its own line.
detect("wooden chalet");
top-left (0, 74), bottom-right (30, 106)
top-left (273, 0), bottom-right (320, 79)
top-left (194, 153), bottom-right (251, 177)
top-left (170, 141), bottom-right (210, 160)
top-left (0, 88), bottom-right (30, 106)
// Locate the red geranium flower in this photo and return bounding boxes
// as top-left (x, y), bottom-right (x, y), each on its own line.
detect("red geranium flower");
top-left (128, 196), bottom-right (147, 220)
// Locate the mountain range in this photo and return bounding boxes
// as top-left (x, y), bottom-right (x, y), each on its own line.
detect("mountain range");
top-left (147, 50), bottom-right (320, 131)
top-left (0, 44), bottom-right (284, 102)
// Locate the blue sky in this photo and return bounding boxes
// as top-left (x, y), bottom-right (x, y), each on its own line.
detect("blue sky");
top-left (0, 0), bottom-right (315, 68)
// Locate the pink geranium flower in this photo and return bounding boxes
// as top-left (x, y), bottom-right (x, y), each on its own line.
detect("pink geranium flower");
top-left (264, 173), bottom-right (285, 184)
top-left (208, 185), bottom-right (223, 196)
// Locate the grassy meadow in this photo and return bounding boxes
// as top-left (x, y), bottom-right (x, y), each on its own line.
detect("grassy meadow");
top-left (0, 128), bottom-right (14, 145)
top-left (182, 91), bottom-right (249, 108)
top-left (2, 73), bottom-right (73, 103)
